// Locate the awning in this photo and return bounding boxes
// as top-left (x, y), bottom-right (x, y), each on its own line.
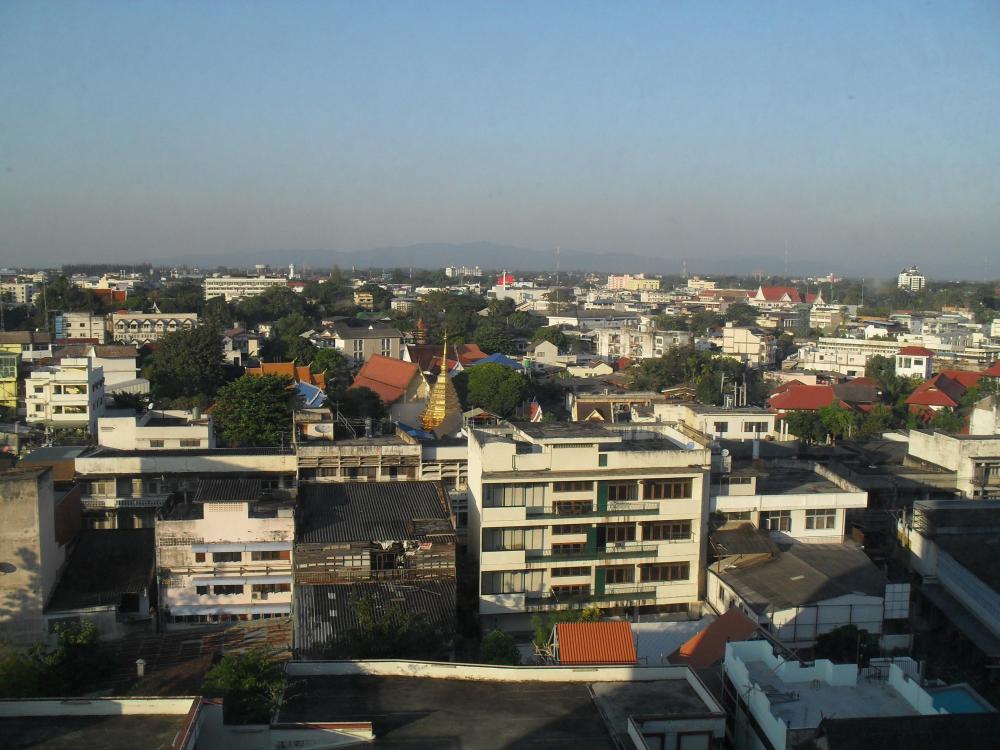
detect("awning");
top-left (191, 543), bottom-right (245, 553)
top-left (245, 542), bottom-right (292, 552)
top-left (191, 575), bottom-right (292, 586)
top-left (168, 604), bottom-right (290, 616)
top-left (242, 575), bottom-right (292, 585)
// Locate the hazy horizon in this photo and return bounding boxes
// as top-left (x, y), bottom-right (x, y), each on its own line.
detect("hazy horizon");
top-left (2, 2), bottom-right (998, 277)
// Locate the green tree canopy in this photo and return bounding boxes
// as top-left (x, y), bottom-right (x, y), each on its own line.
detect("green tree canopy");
top-left (531, 326), bottom-right (568, 350)
top-left (145, 326), bottom-right (225, 400)
top-left (724, 303), bottom-right (758, 327)
top-left (329, 385), bottom-right (388, 422)
top-left (818, 403), bottom-right (857, 442)
top-left (782, 410), bottom-right (828, 444)
top-left (473, 320), bottom-right (515, 354)
top-left (479, 629), bottom-right (521, 665)
top-left (813, 625), bottom-right (879, 665)
top-left (212, 374), bottom-right (294, 446)
top-left (202, 649), bottom-right (283, 725)
top-left (461, 363), bottom-right (527, 416)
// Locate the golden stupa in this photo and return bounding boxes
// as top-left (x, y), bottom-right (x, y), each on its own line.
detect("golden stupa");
top-left (420, 337), bottom-right (462, 432)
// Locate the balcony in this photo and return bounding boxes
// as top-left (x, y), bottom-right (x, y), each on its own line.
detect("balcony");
top-left (525, 585), bottom-right (658, 611)
top-left (526, 544), bottom-right (657, 563)
top-left (527, 501), bottom-right (660, 519)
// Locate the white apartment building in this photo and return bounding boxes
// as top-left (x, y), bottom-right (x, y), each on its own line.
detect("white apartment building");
top-left (792, 337), bottom-right (901, 377)
top-left (111, 312), bottom-right (198, 343)
top-left (607, 273), bottom-right (660, 291)
top-left (895, 346), bottom-right (934, 380)
top-left (0, 281), bottom-right (36, 304)
top-left (596, 326), bottom-right (692, 360)
top-left (808, 303), bottom-right (846, 331)
top-left (306, 322), bottom-right (405, 364)
top-left (156, 480), bottom-right (294, 627)
top-left (897, 265), bottom-right (927, 291)
top-left (649, 403), bottom-right (782, 441)
top-left (97, 409), bottom-right (215, 451)
top-left (444, 265), bottom-right (482, 278)
top-left (468, 422), bottom-right (712, 633)
top-left (203, 275), bottom-right (288, 301)
top-left (710, 460), bottom-right (869, 545)
top-left (721, 324), bottom-right (775, 367)
top-left (54, 312), bottom-right (107, 343)
top-left (26, 357), bottom-right (105, 434)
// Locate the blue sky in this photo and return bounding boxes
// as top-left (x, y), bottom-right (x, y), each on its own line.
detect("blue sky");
top-left (1, 1), bottom-right (998, 276)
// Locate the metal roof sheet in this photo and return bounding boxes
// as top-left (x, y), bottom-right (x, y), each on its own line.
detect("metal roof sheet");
top-left (555, 620), bottom-right (637, 665)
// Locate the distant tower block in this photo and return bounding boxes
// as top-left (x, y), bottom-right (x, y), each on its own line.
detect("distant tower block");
top-left (682, 260), bottom-right (688, 279)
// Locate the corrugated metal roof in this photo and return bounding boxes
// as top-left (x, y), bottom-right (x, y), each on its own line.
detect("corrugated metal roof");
top-left (555, 621), bottom-right (637, 666)
top-left (194, 478), bottom-right (262, 503)
top-left (45, 529), bottom-right (154, 612)
top-left (294, 580), bottom-right (457, 657)
top-left (296, 481), bottom-right (453, 544)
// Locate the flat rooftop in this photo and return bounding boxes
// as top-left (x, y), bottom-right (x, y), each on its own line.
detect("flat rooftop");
top-left (278, 674), bottom-right (715, 749)
top-left (0, 715), bottom-right (188, 750)
top-left (753, 466), bottom-right (844, 495)
top-left (744, 659), bottom-right (919, 729)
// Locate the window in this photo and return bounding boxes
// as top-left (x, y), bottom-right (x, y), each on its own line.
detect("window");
top-left (553, 481), bottom-right (593, 493)
top-left (761, 511), bottom-right (791, 532)
top-left (484, 483), bottom-right (546, 508)
top-left (212, 551), bottom-right (242, 563)
top-left (602, 523), bottom-right (636, 543)
top-left (713, 421), bottom-right (729, 435)
top-left (552, 500), bottom-right (593, 515)
top-left (212, 585), bottom-right (244, 595)
top-left (642, 520), bottom-right (692, 541)
top-left (606, 482), bottom-right (638, 501)
top-left (552, 584), bottom-right (589, 597)
top-left (482, 527), bottom-right (544, 552)
top-left (600, 565), bottom-right (634, 584)
top-left (381, 337), bottom-right (392, 356)
top-left (148, 439), bottom-right (164, 448)
top-left (643, 479), bottom-right (692, 500)
top-left (251, 583), bottom-right (290, 594)
top-left (551, 542), bottom-right (586, 556)
top-left (723, 510), bottom-right (752, 521)
top-left (196, 585), bottom-right (209, 595)
top-left (805, 509), bottom-right (836, 530)
top-left (481, 569), bottom-right (543, 594)
top-left (551, 566), bottom-right (591, 577)
top-left (250, 550), bottom-right (290, 561)
top-left (179, 439), bottom-right (201, 447)
top-left (598, 453), bottom-right (608, 467)
top-left (742, 421), bottom-right (769, 434)
top-left (194, 552), bottom-right (206, 563)
top-left (552, 524), bottom-right (589, 535)
top-left (640, 562), bottom-right (690, 582)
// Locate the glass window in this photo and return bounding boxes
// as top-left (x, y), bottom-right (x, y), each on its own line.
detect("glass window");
top-left (552, 500), bottom-right (593, 515)
top-left (761, 511), bottom-right (791, 532)
top-left (602, 523), bottom-right (636, 543)
top-left (643, 479), bottom-right (692, 500)
top-left (713, 421), bottom-right (729, 434)
top-left (805, 509), bottom-right (836, 530)
top-left (148, 439), bottom-right (164, 448)
top-left (212, 551), bottom-right (242, 563)
top-left (250, 550), bottom-right (289, 561)
top-left (551, 566), bottom-right (591, 577)
top-left (552, 524), bottom-right (589, 535)
top-left (553, 481), bottom-right (593, 493)
top-left (600, 565), bottom-right (635, 584)
top-left (484, 483), bottom-right (546, 508)
top-left (640, 562), bottom-right (690, 582)
top-left (482, 527), bottom-right (544, 552)
top-left (598, 453), bottom-right (608, 467)
top-left (642, 520), bottom-right (692, 541)
top-left (212, 584), bottom-right (244, 595)
top-left (179, 439), bottom-right (201, 447)
top-left (481, 569), bottom-right (543, 594)
top-left (606, 482), bottom-right (638, 501)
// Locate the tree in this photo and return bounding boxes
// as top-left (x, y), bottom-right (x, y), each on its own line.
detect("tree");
top-left (110, 390), bottom-right (150, 413)
top-left (531, 326), bottom-right (568, 350)
top-left (818, 403), bottom-right (857, 442)
top-left (202, 649), bottom-right (283, 724)
top-left (928, 408), bottom-right (964, 434)
top-left (814, 625), bottom-right (879, 665)
top-left (329, 386), bottom-right (387, 421)
top-left (212, 374), bottom-right (294, 446)
top-left (311, 349), bottom-right (351, 390)
top-left (463, 364), bottom-right (527, 416)
top-left (689, 311), bottom-right (724, 336)
top-left (479, 629), bottom-right (521, 665)
top-left (284, 336), bottom-right (318, 364)
top-left (473, 320), bottom-right (515, 354)
top-left (145, 326), bottom-right (225, 400)
top-left (782, 410), bottom-right (828, 444)
top-left (724, 303), bottom-right (758, 327)
top-left (0, 621), bottom-right (102, 698)
top-left (323, 594), bottom-right (450, 660)
top-left (653, 314), bottom-right (689, 332)
top-left (856, 404), bottom-right (892, 439)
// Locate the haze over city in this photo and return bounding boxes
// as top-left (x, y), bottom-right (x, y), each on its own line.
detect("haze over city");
top-left (2, 1), bottom-right (999, 277)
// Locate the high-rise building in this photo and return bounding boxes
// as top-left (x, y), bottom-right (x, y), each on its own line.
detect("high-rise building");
top-left (897, 265), bottom-right (927, 291)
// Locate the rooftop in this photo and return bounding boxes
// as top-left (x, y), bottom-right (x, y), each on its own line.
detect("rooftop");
top-left (296, 481), bottom-right (453, 544)
top-left (0, 715), bottom-right (190, 750)
top-left (555, 621), bottom-right (637, 665)
top-left (46, 529), bottom-right (154, 612)
top-left (713, 543), bottom-right (886, 613)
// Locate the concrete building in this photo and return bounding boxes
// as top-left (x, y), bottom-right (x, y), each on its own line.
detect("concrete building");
top-left (0, 468), bottom-right (74, 645)
top-left (0, 330), bottom-right (53, 363)
top-left (791, 337), bottom-right (901, 377)
top-left (607, 273), bottom-right (661, 291)
top-left (906, 431), bottom-right (1000, 499)
top-left (26, 357), bottom-right (105, 434)
top-left (468, 422), bottom-right (713, 633)
top-left (97, 409), bottom-right (215, 451)
top-left (48, 343), bottom-right (143, 392)
top-left (111, 311), bottom-right (198, 343)
top-left (353, 290), bottom-right (375, 310)
top-left (898, 265), bottom-right (927, 291)
top-left (155, 479), bottom-right (295, 627)
top-left (307, 322), bottom-right (405, 364)
top-left (0, 348), bottom-right (18, 416)
top-left (0, 280), bottom-right (35, 304)
top-left (54, 311), bottom-right (108, 342)
top-left (721, 324), bottom-right (775, 367)
top-left (808, 303), bottom-right (846, 332)
top-left (596, 326), bottom-right (692, 361)
top-left (650, 403), bottom-right (782, 441)
top-left (895, 345), bottom-right (934, 380)
top-left (74, 446), bottom-right (297, 530)
top-left (203, 274), bottom-right (288, 301)
top-left (722, 640), bottom-right (962, 750)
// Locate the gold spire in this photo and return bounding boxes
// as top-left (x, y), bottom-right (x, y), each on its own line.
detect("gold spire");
top-left (420, 334), bottom-right (461, 432)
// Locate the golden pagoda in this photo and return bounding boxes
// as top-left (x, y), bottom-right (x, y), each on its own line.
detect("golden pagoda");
top-left (420, 337), bottom-right (462, 433)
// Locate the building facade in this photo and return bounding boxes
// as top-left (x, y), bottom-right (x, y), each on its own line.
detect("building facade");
top-left (721, 324), bottom-right (775, 367)
top-left (54, 312), bottom-right (107, 343)
top-left (203, 275), bottom-right (288, 301)
top-left (897, 265), bottom-right (927, 291)
top-left (468, 422), bottom-right (712, 633)
top-left (25, 358), bottom-right (105, 434)
top-left (111, 312), bottom-right (198, 343)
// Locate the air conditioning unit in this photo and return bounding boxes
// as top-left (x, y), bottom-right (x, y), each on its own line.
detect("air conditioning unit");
top-left (251, 592), bottom-right (261, 600)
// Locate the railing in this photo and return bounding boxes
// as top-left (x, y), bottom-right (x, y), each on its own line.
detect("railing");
top-left (526, 545), bottom-right (658, 563)
top-left (527, 502), bottom-right (660, 519)
top-left (525, 585), bottom-right (658, 610)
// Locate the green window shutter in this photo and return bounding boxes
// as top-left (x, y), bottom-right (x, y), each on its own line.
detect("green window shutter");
top-left (597, 484), bottom-right (608, 512)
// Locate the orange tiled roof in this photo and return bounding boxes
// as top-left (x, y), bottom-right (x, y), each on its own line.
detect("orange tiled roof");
top-left (351, 355), bottom-right (421, 405)
top-left (246, 362), bottom-right (325, 389)
top-left (768, 384), bottom-right (836, 411)
top-left (669, 609), bottom-right (758, 669)
top-left (555, 621), bottom-right (637, 666)
top-left (985, 360), bottom-right (1000, 377)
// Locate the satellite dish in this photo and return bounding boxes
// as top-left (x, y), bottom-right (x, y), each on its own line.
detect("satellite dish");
top-left (315, 424), bottom-right (333, 434)
top-left (686, 442), bottom-right (696, 451)
top-left (721, 449), bottom-right (730, 457)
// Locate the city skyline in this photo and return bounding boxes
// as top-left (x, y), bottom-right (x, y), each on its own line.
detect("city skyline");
top-left (2, 1), bottom-right (999, 277)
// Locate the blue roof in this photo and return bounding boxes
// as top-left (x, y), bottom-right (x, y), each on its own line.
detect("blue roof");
top-left (468, 353), bottom-right (524, 370)
top-left (296, 381), bottom-right (327, 408)
top-left (397, 422), bottom-right (436, 441)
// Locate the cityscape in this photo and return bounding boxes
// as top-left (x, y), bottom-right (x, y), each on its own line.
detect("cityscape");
top-left (2, 2), bottom-right (1000, 750)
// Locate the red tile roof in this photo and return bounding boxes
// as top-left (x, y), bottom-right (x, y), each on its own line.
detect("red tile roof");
top-left (351, 355), bottom-right (421, 405)
top-left (906, 373), bottom-right (966, 408)
top-left (246, 362), bottom-right (326, 389)
top-left (941, 369), bottom-right (984, 389)
top-left (555, 621), bottom-right (637, 666)
top-left (985, 360), bottom-right (1000, 377)
top-left (669, 609), bottom-right (758, 669)
top-left (898, 346), bottom-right (934, 357)
top-left (768, 384), bottom-right (836, 411)
top-left (757, 286), bottom-right (802, 303)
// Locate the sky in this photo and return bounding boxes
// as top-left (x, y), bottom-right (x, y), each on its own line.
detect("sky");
top-left (1, 1), bottom-right (999, 277)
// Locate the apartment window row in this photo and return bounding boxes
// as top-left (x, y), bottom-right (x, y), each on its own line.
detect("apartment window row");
top-left (196, 584), bottom-right (243, 596)
top-left (640, 562), bottom-right (690, 582)
top-left (553, 481), bottom-right (593, 493)
top-left (552, 499), bottom-right (593, 515)
top-left (761, 511), bottom-right (791, 532)
top-left (642, 520), bottom-right (692, 541)
top-left (550, 566), bottom-right (591, 578)
top-left (643, 479), bottom-right (693, 500)
top-left (552, 524), bottom-right (589, 536)
top-left (482, 526), bottom-right (545, 552)
top-left (482, 569), bottom-right (544, 595)
top-left (484, 483), bottom-right (546, 508)
top-left (742, 421), bottom-right (770, 433)
top-left (194, 550), bottom-right (290, 563)
top-left (805, 508), bottom-right (836, 530)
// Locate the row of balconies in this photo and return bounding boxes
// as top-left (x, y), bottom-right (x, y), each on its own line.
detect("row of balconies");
top-left (481, 539), bottom-right (698, 568)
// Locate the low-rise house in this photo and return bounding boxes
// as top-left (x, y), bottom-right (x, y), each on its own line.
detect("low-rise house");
top-left (750, 285), bottom-right (803, 310)
top-left (307, 321), bottom-right (405, 365)
top-left (722, 323), bottom-right (775, 367)
top-left (0, 330), bottom-right (54, 362)
top-left (96, 409), bottom-right (215, 451)
top-left (350, 354), bottom-right (429, 424)
top-left (48, 343), bottom-right (144, 392)
top-left (651, 402), bottom-right (782, 441)
top-left (111, 311), bottom-right (198, 343)
top-left (292, 481), bottom-right (457, 658)
top-left (568, 391), bottom-right (666, 422)
top-left (54, 311), bottom-right (108, 343)
top-left (895, 345), bottom-right (934, 379)
top-left (156, 479), bottom-right (295, 628)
